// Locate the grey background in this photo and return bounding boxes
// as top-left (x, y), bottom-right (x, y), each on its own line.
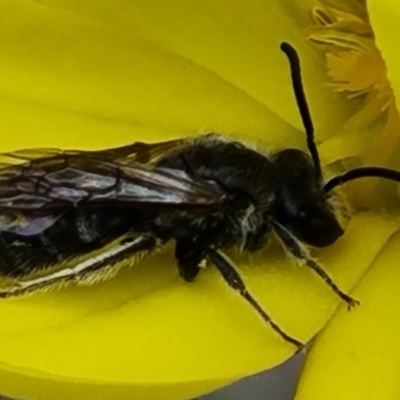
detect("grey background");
top-left (0, 352), bottom-right (304, 400)
top-left (197, 352), bottom-right (305, 400)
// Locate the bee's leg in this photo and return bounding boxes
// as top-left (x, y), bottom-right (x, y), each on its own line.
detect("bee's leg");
top-left (271, 220), bottom-right (360, 309)
top-left (175, 240), bottom-right (203, 282)
top-left (0, 235), bottom-right (159, 298)
top-left (204, 247), bottom-right (304, 350)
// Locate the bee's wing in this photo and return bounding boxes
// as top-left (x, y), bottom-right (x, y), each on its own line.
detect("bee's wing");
top-left (0, 137), bottom-right (187, 167)
top-left (0, 139), bottom-right (225, 220)
top-left (0, 159), bottom-right (224, 211)
top-left (0, 213), bottom-right (64, 236)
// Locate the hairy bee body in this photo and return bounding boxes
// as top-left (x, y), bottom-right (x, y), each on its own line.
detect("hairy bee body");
top-left (0, 134), bottom-right (341, 289)
top-left (2, 42), bottom-right (394, 348)
top-left (0, 209), bottom-right (140, 277)
top-left (0, 135), bottom-right (270, 279)
top-left (152, 135), bottom-right (275, 281)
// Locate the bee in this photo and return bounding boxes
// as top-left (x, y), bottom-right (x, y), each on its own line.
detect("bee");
top-left (0, 42), bottom-right (399, 350)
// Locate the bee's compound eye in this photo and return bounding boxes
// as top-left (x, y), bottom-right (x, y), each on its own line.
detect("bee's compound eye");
top-left (296, 213), bottom-right (344, 247)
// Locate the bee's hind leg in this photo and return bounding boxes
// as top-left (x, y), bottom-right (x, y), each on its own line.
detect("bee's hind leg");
top-left (0, 235), bottom-right (159, 298)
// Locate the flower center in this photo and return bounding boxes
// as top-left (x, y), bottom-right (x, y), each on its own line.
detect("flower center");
top-left (307, 0), bottom-right (400, 207)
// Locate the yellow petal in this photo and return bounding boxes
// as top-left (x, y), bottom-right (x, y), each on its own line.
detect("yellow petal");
top-left (0, 212), bottom-right (397, 400)
top-left (368, 1), bottom-right (400, 206)
top-left (368, 1), bottom-right (400, 112)
top-left (294, 217), bottom-right (400, 400)
top-left (0, 1), bottom-right (386, 400)
top-left (0, 0), bottom-right (348, 151)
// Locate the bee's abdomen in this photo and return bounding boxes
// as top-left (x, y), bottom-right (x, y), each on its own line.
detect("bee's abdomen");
top-left (0, 210), bottom-right (141, 277)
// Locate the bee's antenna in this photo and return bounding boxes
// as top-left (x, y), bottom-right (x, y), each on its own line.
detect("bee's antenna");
top-left (280, 42), bottom-right (400, 194)
top-left (280, 42), bottom-right (322, 180)
top-left (324, 166), bottom-right (400, 192)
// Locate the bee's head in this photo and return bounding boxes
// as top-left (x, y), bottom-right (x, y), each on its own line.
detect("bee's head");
top-left (279, 42), bottom-right (400, 247)
top-left (272, 149), bottom-right (343, 247)
top-left (278, 43), bottom-right (343, 247)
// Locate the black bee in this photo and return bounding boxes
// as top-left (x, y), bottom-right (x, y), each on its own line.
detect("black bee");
top-left (0, 42), bottom-right (399, 350)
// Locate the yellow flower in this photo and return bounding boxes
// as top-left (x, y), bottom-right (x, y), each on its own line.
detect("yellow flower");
top-left (0, 1), bottom-right (398, 400)
top-left (294, 1), bottom-right (400, 399)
